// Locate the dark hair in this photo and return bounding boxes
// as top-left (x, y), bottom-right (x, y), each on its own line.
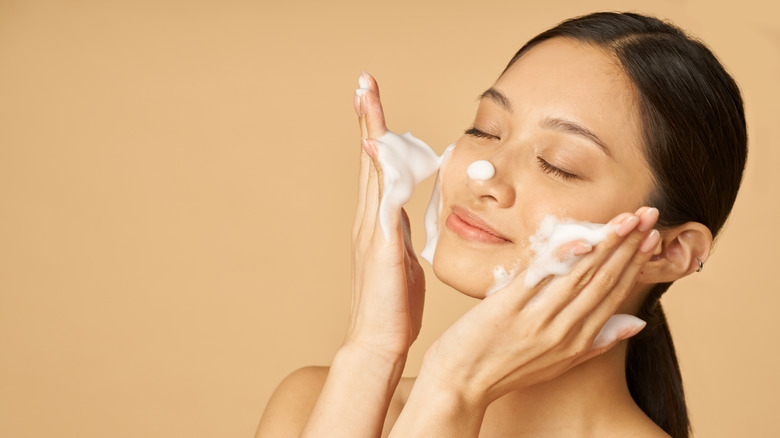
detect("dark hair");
top-left (502, 12), bottom-right (747, 438)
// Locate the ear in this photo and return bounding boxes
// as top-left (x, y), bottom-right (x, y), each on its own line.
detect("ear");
top-left (636, 222), bottom-right (713, 284)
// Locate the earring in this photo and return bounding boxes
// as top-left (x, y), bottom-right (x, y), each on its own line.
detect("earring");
top-left (696, 257), bottom-right (704, 273)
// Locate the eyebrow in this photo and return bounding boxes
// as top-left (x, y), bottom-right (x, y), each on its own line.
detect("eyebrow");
top-left (478, 87), bottom-right (614, 159)
top-left (479, 88), bottom-right (513, 112)
top-left (540, 117), bottom-right (613, 159)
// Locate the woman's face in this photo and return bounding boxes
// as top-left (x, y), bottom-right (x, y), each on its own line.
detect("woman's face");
top-left (433, 37), bottom-right (654, 298)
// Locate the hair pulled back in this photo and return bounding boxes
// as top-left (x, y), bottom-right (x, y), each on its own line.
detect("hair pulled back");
top-left (503, 12), bottom-right (747, 438)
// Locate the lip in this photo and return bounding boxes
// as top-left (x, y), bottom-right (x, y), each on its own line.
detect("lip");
top-left (446, 206), bottom-right (512, 244)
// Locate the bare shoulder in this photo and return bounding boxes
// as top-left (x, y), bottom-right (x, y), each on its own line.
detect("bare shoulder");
top-left (612, 409), bottom-right (672, 438)
top-left (255, 366), bottom-right (330, 438)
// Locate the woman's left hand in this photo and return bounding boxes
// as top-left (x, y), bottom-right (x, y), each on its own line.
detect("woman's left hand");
top-left (411, 207), bottom-right (660, 416)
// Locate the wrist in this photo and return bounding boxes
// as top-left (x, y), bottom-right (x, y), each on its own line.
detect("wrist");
top-left (414, 365), bottom-right (491, 415)
top-left (335, 342), bottom-right (407, 383)
top-left (389, 367), bottom-right (487, 437)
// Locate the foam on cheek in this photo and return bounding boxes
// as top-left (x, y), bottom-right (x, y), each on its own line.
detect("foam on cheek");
top-left (420, 144), bottom-right (455, 265)
top-left (374, 130), bottom-right (442, 239)
top-left (486, 264), bottom-right (518, 296)
top-left (524, 215), bottom-right (613, 288)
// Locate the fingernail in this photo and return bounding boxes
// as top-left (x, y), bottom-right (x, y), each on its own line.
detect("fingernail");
top-left (592, 315), bottom-right (646, 349)
top-left (608, 212), bottom-right (629, 227)
top-left (616, 215), bottom-right (639, 237)
top-left (358, 94), bottom-right (367, 116)
top-left (572, 242), bottom-right (593, 256)
top-left (639, 229), bottom-right (660, 253)
top-left (361, 138), bottom-right (378, 159)
top-left (637, 207), bottom-right (659, 232)
top-left (353, 93), bottom-right (361, 117)
top-left (620, 318), bottom-right (647, 340)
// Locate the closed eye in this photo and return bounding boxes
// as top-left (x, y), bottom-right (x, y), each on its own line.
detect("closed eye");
top-left (465, 127), bottom-right (500, 140)
top-left (537, 157), bottom-right (580, 181)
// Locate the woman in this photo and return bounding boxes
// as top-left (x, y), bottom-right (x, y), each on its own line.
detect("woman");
top-left (257, 12), bottom-right (746, 438)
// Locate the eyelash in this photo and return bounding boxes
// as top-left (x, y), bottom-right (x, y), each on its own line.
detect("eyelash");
top-left (537, 157), bottom-right (579, 180)
top-left (466, 126), bottom-right (580, 181)
top-left (464, 127), bottom-right (499, 140)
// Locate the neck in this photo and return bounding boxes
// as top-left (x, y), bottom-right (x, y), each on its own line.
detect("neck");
top-left (479, 341), bottom-right (644, 437)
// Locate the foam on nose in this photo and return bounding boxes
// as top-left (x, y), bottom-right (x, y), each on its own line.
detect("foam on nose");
top-left (467, 160), bottom-right (495, 180)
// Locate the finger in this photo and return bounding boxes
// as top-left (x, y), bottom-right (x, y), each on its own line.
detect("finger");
top-left (373, 196), bottom-right (403, 246)
top-left (359, 71), bottom-right (388, 139)
top-left (551, 210), bottom-right (658, 346)
top-left (548, 238), bottom-right (595, 262)
top-left (516, 212), bottom-right (638, 317)
top-left (401, 208), bottom-right (420, 262)
top-left (357, 141), bottom-right (381, 247)
top-left (512, 238), bottom-right (593, 307)
top-left (590, 314), bottom-right (646, 350)
top-left (353, 143), bottom-right (372, 241)
top-left (567, 314), bottom-right (646, 368)
top-left (575, 227), bottom-right (660, 338)
top-left (360, 69), bottom-right (381, 99)
top-left (560, 210), bottom-right (657, 320)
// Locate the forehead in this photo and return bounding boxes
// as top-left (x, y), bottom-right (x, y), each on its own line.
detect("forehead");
top-left (494, 37), bottom-right (644, 163)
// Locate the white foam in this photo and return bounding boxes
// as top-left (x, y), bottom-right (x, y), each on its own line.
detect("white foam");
top-left (486, 264), bottom-right (517, 296)
top-left (373, 130), bottom-right (442, 240)
top-left (358, 72), bottom-right (370, 89)
top-left (420, 144), bottom-right (455, 265)
top-left (467, 160), bottom-right (495, 180)
top-left (524, 215), bottom-right (613, 288)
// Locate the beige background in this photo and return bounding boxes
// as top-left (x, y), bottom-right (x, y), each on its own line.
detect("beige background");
top-left (1, 0), bottom-right (778, 436)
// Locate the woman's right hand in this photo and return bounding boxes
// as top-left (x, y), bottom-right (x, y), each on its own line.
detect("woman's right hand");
top-left (343, 71), bottom-right (426, 360)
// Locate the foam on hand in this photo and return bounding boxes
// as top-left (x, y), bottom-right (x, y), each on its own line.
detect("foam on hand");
top-left (522, 216), bottom-right (646, 346)
top-left (373, 131), bottom-right (442, 240)
top-left (524, 215), bottom-right (613, 288)
top-left (420, 144), bottom-right (455, 265)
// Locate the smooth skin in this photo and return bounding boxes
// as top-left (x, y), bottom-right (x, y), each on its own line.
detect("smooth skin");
top-left (257, 37), bottom-right (712, 438)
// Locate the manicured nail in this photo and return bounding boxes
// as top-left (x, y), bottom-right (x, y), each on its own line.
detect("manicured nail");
top-left (572, 242), bottom-right (593, 256)
top-left (361, 138), bottom-right (378, 159)
top-left (353, 93), bottom-right (361, 117)
top-left (608, 212), bottom-right (630, 226)
top-left (358, 94), bottom-right (367, 116)
top-left (616, 215), bottom-right (639, 237)
top-left (637, 207), bottom-right (659, 232)
top-left (639, 229), bottom-right (660, 253)
top-left (620, 318), bottom-right (647, 340)
top-left (592, 315), bottom-right (645, 349)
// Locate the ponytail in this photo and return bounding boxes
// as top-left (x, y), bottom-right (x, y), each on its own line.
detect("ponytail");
top-left (626, 283), bottom-right (689, 438)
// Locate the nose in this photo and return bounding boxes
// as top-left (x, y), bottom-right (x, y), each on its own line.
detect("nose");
top-left (466, 159), bottom-right (516, 208)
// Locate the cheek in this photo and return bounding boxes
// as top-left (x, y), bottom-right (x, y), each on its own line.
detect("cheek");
top-left (433, 146), bottom-right (536, 298)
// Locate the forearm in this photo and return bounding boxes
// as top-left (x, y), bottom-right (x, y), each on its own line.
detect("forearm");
top-left (300, 344), bottom-right (406, 438)
top-left (388, 371), bottom-right (486, 438)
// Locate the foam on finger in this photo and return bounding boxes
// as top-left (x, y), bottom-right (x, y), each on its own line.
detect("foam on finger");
top-left (524, 215), bottom-right (614, 288)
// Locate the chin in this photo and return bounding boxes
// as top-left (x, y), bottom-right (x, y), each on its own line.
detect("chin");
top-left (434, 265), bottom-right (488, 299)
top-left (431, 245), bottom-right (510, 300)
